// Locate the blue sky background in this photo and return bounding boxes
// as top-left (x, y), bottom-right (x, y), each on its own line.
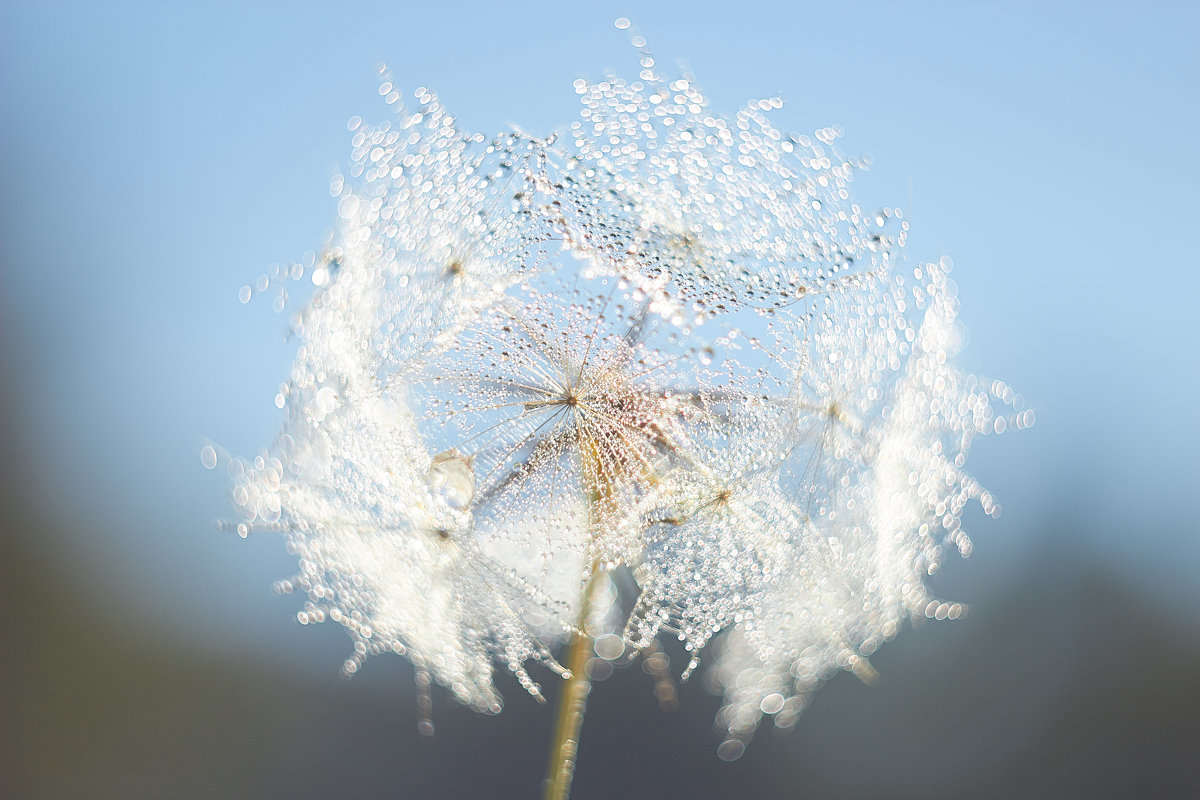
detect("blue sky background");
top-left (4, 0), bottom-right (1198, 658)
top-left (2, 3), bottom-right (1198, 790)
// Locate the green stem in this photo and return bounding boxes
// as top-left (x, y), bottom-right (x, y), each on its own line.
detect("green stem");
top-left (543, 570), bottom-right (597, 800)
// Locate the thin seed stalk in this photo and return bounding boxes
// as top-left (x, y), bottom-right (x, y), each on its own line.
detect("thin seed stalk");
top-left (543, 567), bottom-right (597, 800)
top-left (544, 436), bottom-right (616, 800)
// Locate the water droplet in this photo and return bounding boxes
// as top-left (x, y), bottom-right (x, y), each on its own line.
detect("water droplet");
top-left (593, 634), bottom-right (624, 660)
top-left (717, 739), bottom-right (745, 761)
top-left (427, 449), bottom-right (475, 509)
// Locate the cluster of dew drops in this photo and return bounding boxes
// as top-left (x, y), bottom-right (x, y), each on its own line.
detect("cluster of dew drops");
top-left (205, 18), bottom-right (1031, 758)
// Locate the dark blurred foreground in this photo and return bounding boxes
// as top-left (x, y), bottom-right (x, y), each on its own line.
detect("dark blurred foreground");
top-left (5, 495), bottom-right (1199, 800)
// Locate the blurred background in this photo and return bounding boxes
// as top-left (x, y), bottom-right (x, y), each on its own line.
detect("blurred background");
top-left (2, 2), bottom-right (1197, 798)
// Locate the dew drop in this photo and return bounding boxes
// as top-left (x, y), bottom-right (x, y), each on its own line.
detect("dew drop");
top-left (717, 739), bottom-right (746, 761)
top-left (428, 450), bottom-right (475, 510)
top-left (593, 634), bottom-right (624, 661)
top-left (759, 693), bottom-right (785, 715)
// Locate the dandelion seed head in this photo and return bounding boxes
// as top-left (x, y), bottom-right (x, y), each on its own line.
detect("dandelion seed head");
top-left (219, 37), bottom-right (1026, 751)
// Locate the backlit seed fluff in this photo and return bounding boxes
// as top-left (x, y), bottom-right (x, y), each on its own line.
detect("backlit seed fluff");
top-left (214, 44), bottom-right (1027, 755)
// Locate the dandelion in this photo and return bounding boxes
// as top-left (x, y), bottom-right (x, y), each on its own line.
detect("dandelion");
top-left (209, 26), bottom-right (1027, 800)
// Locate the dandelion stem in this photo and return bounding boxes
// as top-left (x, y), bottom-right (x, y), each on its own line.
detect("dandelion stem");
top-left (545, 434), bottom-right (613, 800)
top-left (543, 567), bottom-right (597, 800)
